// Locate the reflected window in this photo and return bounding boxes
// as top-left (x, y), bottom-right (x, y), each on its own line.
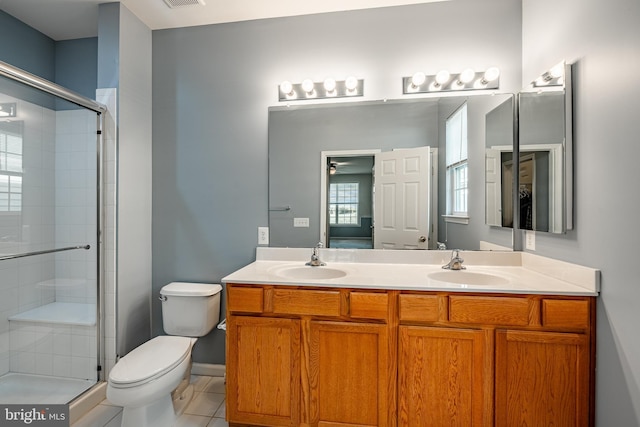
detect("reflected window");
top-left (0, 124), bottom-right (23, 212)
top-left (446, 103), bottom-right (468, 216)
top-left (329, 182), bottom-right (359, 225)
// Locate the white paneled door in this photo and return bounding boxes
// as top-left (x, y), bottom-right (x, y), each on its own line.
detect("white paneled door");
top-left (374, 146), bottom-right (431, 249)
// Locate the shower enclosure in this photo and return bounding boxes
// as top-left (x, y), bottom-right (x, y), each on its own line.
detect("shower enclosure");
top-left (0, 61), bottom-right (105, 404)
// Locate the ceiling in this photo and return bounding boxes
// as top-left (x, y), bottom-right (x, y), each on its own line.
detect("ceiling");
top-left (0, 0), bottom-right (447, 41)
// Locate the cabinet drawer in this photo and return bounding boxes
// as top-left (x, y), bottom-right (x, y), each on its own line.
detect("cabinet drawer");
top-left (350, 292), bottom-right (388, 320)
top-left (227, 286), bottom-right (263, 313)
top-left (272, 289), bottom-right (341, 317)
top-left (399, 294), bottom-right (440, 322)
top-left (542, 299), bottom-right (590, 329)
top-left (449, 296), bottom-right (530, 326)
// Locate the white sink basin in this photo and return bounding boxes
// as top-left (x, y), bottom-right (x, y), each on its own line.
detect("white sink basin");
top-left (274, 266), bottom-right (348, 280)
top-left (428, 270), bottom-right (509, 286)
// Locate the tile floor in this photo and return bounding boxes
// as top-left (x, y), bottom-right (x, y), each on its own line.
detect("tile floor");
top-left (71, 375), bottom-right (228, 427)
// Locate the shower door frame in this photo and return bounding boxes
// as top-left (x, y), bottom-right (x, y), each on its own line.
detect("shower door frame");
top-left (0, 60), bottom-right (108, 383)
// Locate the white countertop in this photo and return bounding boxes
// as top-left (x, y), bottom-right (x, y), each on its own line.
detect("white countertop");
top-left (222, 248), bottom-right (600, 296)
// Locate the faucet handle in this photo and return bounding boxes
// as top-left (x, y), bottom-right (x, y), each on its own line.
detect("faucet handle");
top-left (316, 241), bottom-right (324, 248)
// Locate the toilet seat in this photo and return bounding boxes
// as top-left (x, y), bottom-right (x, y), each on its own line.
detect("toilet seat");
top-left (109, 336), bottom-right (194, 389)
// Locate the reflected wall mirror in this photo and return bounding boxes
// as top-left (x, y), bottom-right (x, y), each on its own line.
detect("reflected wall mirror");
top-left (485, 62), bottom-right (572, 234)
top-left (269, 93), bottom-right (514, 251)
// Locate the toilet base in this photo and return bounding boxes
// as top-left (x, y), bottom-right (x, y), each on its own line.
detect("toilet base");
top-left (120, 393), bottom-right (176, 427)
top-left (173, 383), bottom-right (194, 417)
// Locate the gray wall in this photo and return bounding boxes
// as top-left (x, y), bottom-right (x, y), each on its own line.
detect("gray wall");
top-left (152, 0), bottom-right (522, 363)
top-left (0, 11), bottom-right (97, 101)
top-left (98, 3), bottom-right (153, 356)
top-left (55, 37), bottom-right (98, 102)
top-left (0, 10), bottom-right (54, 80)
top-left (522, 0), bottom-right (640, 424)
top-left (0, 10), bottom-right (94, 110)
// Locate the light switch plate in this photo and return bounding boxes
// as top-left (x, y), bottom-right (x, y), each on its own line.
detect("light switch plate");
top-left (294, 217), bottom-right (310, 227)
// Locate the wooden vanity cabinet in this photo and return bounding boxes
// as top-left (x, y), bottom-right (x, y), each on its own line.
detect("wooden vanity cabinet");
top-left (226, 284), bottom-right (595, 427)
top-left (398, 293), bottom-right (595, 427)
top-left (226, 316), bottom-right (301, 426)
top-left (494, 297), bottom-right (595, 426)
top-left (309, 321), bottom-right (391, 427)
top-left (226, 285), bottom-right (394, 427)
top-left (494, 329), bottom-right (591, 426)
top-left (398, 326), bottom-right (492, 426)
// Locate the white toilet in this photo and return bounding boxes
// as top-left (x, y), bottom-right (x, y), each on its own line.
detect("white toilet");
top-left (107, 282), bottom-right (223, 427)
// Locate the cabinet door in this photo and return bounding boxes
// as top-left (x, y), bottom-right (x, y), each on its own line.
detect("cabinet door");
top-left (495, 330), bottom-right (590, 426)
top-left (309, 321), bottom-right (391, 427)
top-left (227, 316), bottom-right (301, 427)
top-left (398, 326), bottom-right (492, 427)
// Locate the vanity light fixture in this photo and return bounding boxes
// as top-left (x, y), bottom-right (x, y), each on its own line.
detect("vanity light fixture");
top-left (403, 67), bottom-right (500, 94)
top-left (0, 103), bottom-right (16, 118)
top-left (278, 76), bottom-right (364, 102)
top-left (531, 61), bottom-right (568, 89)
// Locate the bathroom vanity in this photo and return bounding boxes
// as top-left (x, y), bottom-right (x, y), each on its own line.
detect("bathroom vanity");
top-left (222, 248), bottom-right (599, 427)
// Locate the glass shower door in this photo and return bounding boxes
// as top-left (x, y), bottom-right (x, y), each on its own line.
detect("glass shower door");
top-left (0, 73), bottom-right (102, 404)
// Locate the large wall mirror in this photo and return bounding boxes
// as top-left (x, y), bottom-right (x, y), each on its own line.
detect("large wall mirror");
top-left (485, 96), bottom-right (516, 228)
top-left (518, 62), bottom-right (573, 233)
top-left (269, 93), bottom-right (514, 251)
top-left (485, 62), bottom-right (573, 234)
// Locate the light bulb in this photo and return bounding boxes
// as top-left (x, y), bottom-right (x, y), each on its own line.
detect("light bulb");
top-left (301, 79), bottom-right (315, 94)
top-left (280, 81), bottom-right (293, 95)
top-left (411, 72), bottom-right (426, 88)
top-left (483, 67), bottom-right (500, 82)
top-left (323, 78), bottom-right (337, 93)
top-left (435, 70), bottom-right (451, 85)
top-left (345, 76), bottom-right (358, 91)
top-left (535, 76), bottom-right (548, 86)
top-left (549, 63), bottom-right (564, 78)
top-left (459, 68), bottom-right (476, 84)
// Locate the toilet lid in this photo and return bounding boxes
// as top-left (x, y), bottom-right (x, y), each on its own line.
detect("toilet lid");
top-left (109, 336), bottom-right (193, 387)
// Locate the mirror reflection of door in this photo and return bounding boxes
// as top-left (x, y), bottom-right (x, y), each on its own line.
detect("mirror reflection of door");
top-left (501, 158), bottom-right (514, 228)
top-left (373, 147), bottom-right (431, 250)
top-left (326, 156), bottom-right (374, 249)
top-left (519, 154), bottom-right (535, 230)
top-left (518, 148), bottom-right (560, 232)
top-left (323, 147), bottom-right (436, 250)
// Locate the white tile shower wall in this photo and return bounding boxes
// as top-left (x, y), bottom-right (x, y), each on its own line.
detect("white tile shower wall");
top-left (96, 88), bottom-right (117, 379)
top-left (54, 109), bottom-right (98, 304)
top-left (9, 320), bottom-right (97, 380)
top-left (16, 101), bottom-right (57, 314)
top-left (0, 97), bottom-right (57, 377)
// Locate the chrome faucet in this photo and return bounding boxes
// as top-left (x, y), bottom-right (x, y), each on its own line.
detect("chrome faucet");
top-left (306, 242), bottom-right (326, 267)
top-left (442, 249), bottom-right (465, 270)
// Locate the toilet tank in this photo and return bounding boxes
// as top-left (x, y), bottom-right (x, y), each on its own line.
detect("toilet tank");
top-left (160, 282), bottom-right (222, 337)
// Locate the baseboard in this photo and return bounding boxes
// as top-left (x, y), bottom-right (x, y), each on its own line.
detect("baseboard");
top-left (191, 363), bottom-right (226, 377)
top-left (69, 382), bottom-right (107, 425)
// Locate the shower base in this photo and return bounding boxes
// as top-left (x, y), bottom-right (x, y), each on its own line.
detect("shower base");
top-left (0, 373), bottom-right (95, 404)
